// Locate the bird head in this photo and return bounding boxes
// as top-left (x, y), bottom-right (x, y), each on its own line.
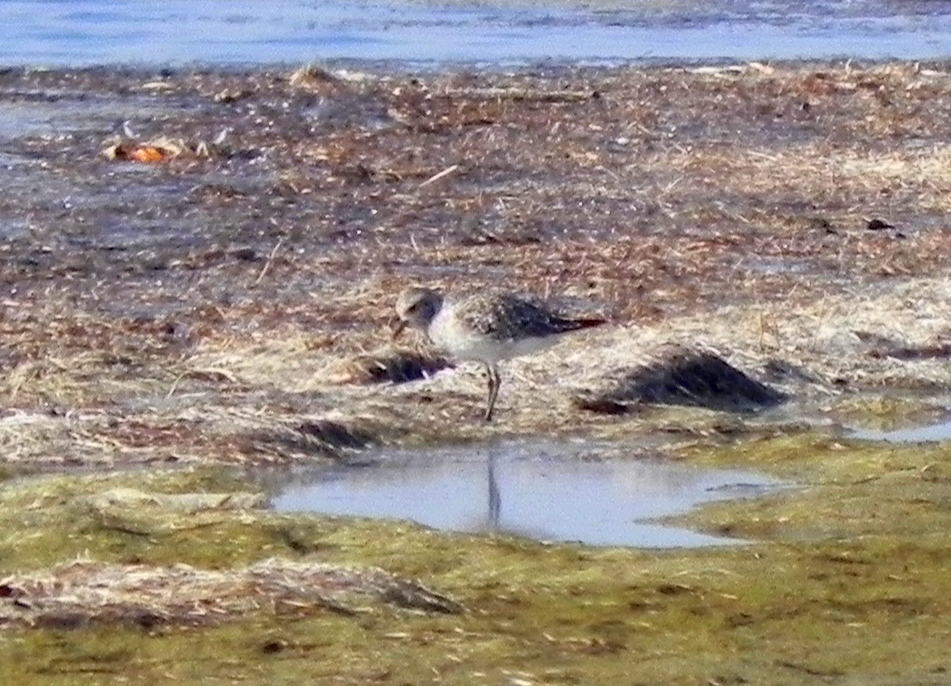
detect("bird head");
top-left (391, 287), bottom-right (443, 339)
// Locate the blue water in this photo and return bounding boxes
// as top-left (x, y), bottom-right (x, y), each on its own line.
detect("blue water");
top-left (272, 439), bottom-right (782, 548)
top-left (1, 0), bottom-right (951, 66)
top-left (850, 418), bottom-right (951, 443)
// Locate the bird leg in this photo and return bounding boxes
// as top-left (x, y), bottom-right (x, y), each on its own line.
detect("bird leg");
top-left (483, 363), bottom-right (501, 422)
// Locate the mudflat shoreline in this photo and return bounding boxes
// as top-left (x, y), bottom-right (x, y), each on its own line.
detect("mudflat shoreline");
top-left (2, 61), bottom-right (951, 684)
top-left (2, 61), bottom-right (951, 463)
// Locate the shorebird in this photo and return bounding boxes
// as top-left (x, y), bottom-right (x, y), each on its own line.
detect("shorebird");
top-left (392, 287), bottom-right (605, 421)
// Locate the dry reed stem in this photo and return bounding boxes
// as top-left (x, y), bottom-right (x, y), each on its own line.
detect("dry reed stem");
top-left (0, 557), bottom-right (462, 629)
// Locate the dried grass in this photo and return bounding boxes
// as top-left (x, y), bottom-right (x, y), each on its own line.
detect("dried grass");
top-left (4, 61), bottom-right (951, 461)
top-left (288, 64), bottom-right (347, 92)
top-left (85, 488), bottom-right (267, 513)
top-left (324, 348), bottom-right (453, 385)
top-left (0, 557), bottom-right (462, 630)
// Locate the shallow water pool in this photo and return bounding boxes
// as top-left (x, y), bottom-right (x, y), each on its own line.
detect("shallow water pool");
top-left (271, 439), bottom-right (782, 548)
top-left (850, 417), bottom-right (951, 443)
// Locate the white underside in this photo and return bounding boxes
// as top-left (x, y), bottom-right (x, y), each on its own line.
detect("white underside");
top-left (428, 308), bottom-right (556, 364)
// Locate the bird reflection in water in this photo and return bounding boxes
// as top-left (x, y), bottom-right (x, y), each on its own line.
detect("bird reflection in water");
top-left (486, 442), bottom-right (501, 530)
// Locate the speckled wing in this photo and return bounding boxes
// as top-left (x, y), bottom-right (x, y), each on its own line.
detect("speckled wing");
top-left (454, 293), bottom-right (602, 341)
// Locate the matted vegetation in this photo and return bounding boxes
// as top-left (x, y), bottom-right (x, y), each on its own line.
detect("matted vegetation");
top-left (2, 60), bottom-right (951, 458)
top-left (0, 443), bottom-right (949, 683)
top-left (2, 60), bottom-right (951, 683)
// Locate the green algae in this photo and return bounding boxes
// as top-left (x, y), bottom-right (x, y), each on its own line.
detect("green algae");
top-left (1, 431), bottom-right (951, 684)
